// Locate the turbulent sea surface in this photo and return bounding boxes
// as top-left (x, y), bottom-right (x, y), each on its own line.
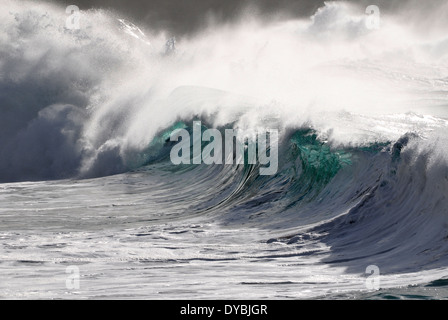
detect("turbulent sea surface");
top-left (1, 0), bottom-right (448, 299)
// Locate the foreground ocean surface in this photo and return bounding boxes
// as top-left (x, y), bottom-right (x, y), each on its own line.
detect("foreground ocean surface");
top-left (1, 0), bottom-right (448, 299)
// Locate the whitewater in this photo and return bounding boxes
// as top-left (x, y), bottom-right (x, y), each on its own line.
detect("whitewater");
top-left (1, 0), bottom-right (448, 299)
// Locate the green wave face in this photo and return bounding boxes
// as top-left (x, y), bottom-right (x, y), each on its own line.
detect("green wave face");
top-left (289, 129), bottom-right (352, 185)
top-left (124, 121), bottom-right (188, 169)
top-left (137, 126), bottom-right (355, 181)
top-left (131, 125), bottom-right (392, 201)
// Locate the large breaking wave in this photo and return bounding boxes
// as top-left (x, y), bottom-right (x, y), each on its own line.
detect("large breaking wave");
top-left (2, 0), bottom-right (448, 278)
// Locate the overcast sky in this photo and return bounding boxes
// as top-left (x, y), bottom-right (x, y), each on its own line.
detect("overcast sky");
top-left (47, 0), bottom-right (447, 36)
top-left (48, 0), bottom-right (324, 35)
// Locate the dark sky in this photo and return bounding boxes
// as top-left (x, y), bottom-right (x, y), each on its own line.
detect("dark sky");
top-left (49, 0), bottom-right (325, 35)
top-left (47, 0), bottom-right (447, 36)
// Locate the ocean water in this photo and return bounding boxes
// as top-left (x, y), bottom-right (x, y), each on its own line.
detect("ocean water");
top-left (1, 0), bottom-right (448, 299)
